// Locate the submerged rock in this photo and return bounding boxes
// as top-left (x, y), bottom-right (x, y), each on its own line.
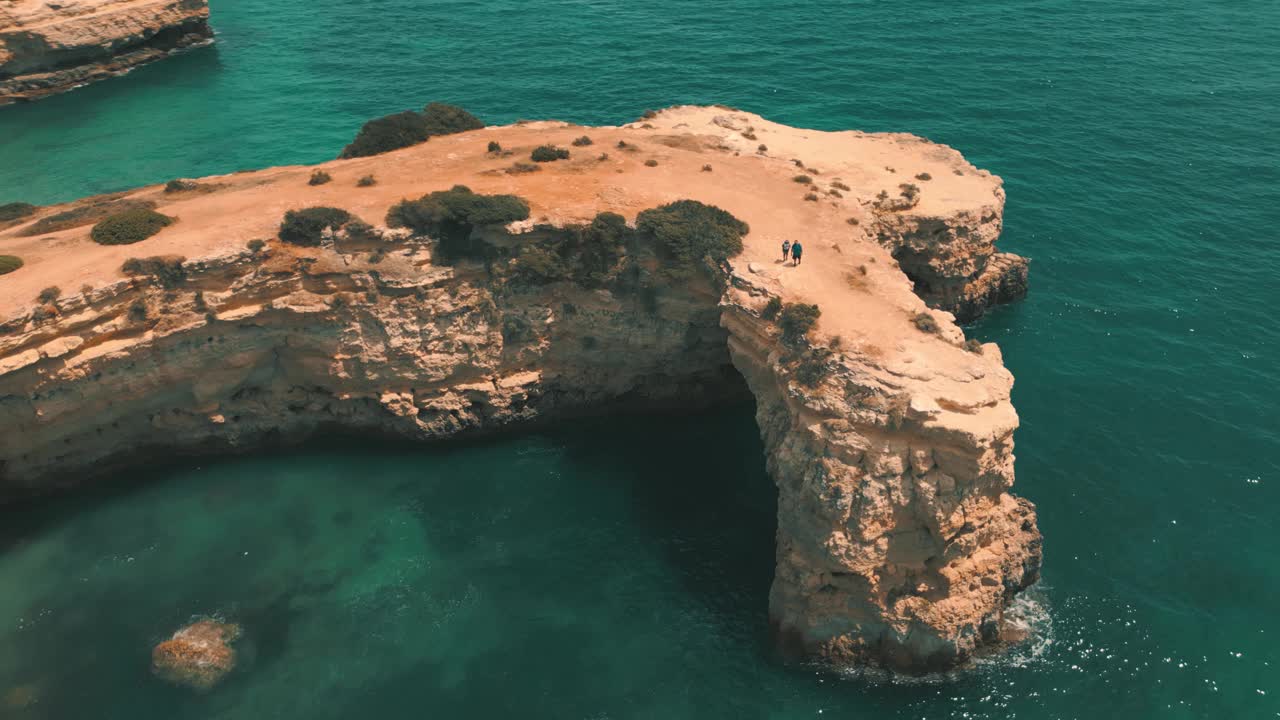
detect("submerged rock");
top-left (151, 619), bottom-right (242, 691)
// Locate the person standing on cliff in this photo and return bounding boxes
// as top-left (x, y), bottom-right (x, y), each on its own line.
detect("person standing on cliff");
top-left (791, 240), bottom-right (803, 265)
top-left (781, 239), bottom-right (791, 262)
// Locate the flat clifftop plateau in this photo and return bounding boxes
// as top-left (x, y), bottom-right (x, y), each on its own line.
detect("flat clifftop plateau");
top-left (0, 0), bottom-right (211, 104)
top-left (0, 106), bottom-right (1039, 672)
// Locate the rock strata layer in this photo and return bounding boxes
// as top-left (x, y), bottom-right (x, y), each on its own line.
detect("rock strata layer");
top-left (0, 107), bottom-right (1040, 672)
top-left (0, 0), bottom-right (212, 104)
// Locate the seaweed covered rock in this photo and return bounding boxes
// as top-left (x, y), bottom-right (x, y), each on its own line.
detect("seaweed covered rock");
top-left (151, 619), bottom-right (242, 691)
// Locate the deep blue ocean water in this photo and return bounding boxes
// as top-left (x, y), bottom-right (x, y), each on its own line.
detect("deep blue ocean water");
top-left (2, 0), bottom-right (1279, 717)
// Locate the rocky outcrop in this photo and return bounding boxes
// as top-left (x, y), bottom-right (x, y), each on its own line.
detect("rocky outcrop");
top-left (0, 107), bottom-right (1040, 672)
top-left (723, 273), bottom-right (1040, 670)
top-left (0, 0), bottom-right (212, 105)
top-left (871, 189), bottom-right (1029, 323)
top-left (151, 619), bottom-right (241, 691)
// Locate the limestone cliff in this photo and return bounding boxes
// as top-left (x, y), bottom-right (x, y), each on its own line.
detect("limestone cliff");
top-left (0, 0), bottom-right (211, 104)
top-left (0, 107), bottom-right (1040, 672)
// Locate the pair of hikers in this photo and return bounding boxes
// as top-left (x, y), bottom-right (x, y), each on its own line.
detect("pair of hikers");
top-left (781, 239), bottom-right (804, 265)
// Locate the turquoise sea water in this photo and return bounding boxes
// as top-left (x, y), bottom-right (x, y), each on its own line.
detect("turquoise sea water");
top-left (2, 0), bottom-right (1280, 717)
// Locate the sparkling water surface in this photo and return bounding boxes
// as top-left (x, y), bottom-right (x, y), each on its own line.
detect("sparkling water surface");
top-left (1, 0), bottom-right (1279, 718)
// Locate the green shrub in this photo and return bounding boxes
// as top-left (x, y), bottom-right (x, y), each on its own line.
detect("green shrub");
top-left (761, 296), bottom-right (782, 320)
top-left (573, 212), bottom-right (629, 286)
top-left (912, 311), bottom-right (941, 334)
top-left (804, 193), bottom-right (819, 202)
top-left (795, 348), bottom-right (832, 387)
top-left (831, 181), bottom-right (851, 191)
top-left (0, 202), bottom-right (36, 222)
top-left (641, 109), bottom-right (658, 119)
top-left (121, 255), bottom-right (187, 288)
top-left (531, 145), bottom-right (570, 162)
top-left (128, 299), bottom-right (147, 322)
top-left (506, 162), bottom-right (541, 174)
top-left (344, 219), bottom-right (380, 242)
top-left (512, 245), bottom-right (571, 284)
top-left (420, 102), bottom-right (484, 136)
top-left (571, 136), bottom-right (593, 147)
top-left (702, 164), bottom-right (713, 172)
top-left (357, 175), bottom-right (377, 187)
top-left (339, 111), bottom-right (431, 159)
top-left (0, 255), bottom-right (23, 275)
top-left (27, 199), bottom-right (155, 236)
top-left (506, 212), bottom-right (631, 288)
top-left (90, 209), bottom-right (174, 245)
top-left (164, 179), bottom-right (198, 193)
top-left (635, 200), bottom-right (749, 272)
top-left (278, 207), bottom-right (353, 246)
top-left (247, 238), bottom-right (267, 254)
top-left (37, 286), bottom-right (61, 304)
top-left (309, 170), bottom-right (332, 186)
top-left (644, 159), bottom-right (659, 167)
top-left (778, 303), bottom-right (820, 344)
top-left (793, 175), bottom-right (812, 184)
top-left (964, 338), bottom-right (984, 354)
top-left (385, 185), bottom-right (529, 263)
top-left (339, 100), bottom-right (482, 159)
top-left (757, 144), bottom-right (768, 154)
top-left (487, 140), bottom-right (502, 153)
top-left (846, 217), bottom-right (860, 225)
top-left (916, 172), bottom-right (932, 181)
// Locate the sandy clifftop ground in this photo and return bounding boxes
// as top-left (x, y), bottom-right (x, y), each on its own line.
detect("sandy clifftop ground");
top-left (0, 106), bottom-right (1039, 672)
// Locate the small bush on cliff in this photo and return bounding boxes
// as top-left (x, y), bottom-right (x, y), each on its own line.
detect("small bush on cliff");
top-left (278, 207), bottom-right (353, 246)
top-left (339, 104), bottom-right (482, 159)
top-left (420, 102), bottom-right (484, 136)
top-left (487, 140), bottom-right (503, 153)
top-left (912, 311), bottom-right (941, 334)
top-left (964, 338), bottom-right (984, 354)
top-left (121, 256), bottom-right (187, 288)
top-left (247, 238), bottom-right (267, 254)
top-left (37, 286), bottom-right (61, 304)
top-left (571, 135), bottom-right (593, 147)
top-left (386, 185), bottom-right (529, 263)
top-left (506, 162), bottom-right (541, 174)
top-left (792, 175), bottom-right (812, 184)
top-left (531, 145), bottom-right (570, 162)
top-left (794, 347), bottom-right (833, 388)
top-left (23, 198), bottom-right (155, 236)
top-left (508, 212), bottom-right (631, 288)
top-left (644, 159), bottom-right (659, 167)
top-left (357, 174), bottom-right (377, 187)
top-left (0, 202), bottom-right (36, 222)
top-left (309, 170), bottom-right (332, 186)
top-left (339, 111), bottom-right (432, 159)
top-left (635, 200), bottom-right (749, 273)
top-left (778, 302), bottom-right (820, 344)
top-left (90, 209), bottom-right (174, 245)
top-left (164, 179), bottom-right (199, 193)
top-left (0, 255), bottom-right (23, 275)
top-left (761, 296), bottom-right (782, 320)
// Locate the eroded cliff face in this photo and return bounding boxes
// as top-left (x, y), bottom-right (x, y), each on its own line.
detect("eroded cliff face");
top-left (0, 0), bottom-right (211, 104)
top-left (0, 107), bottom-right (1040, 671)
